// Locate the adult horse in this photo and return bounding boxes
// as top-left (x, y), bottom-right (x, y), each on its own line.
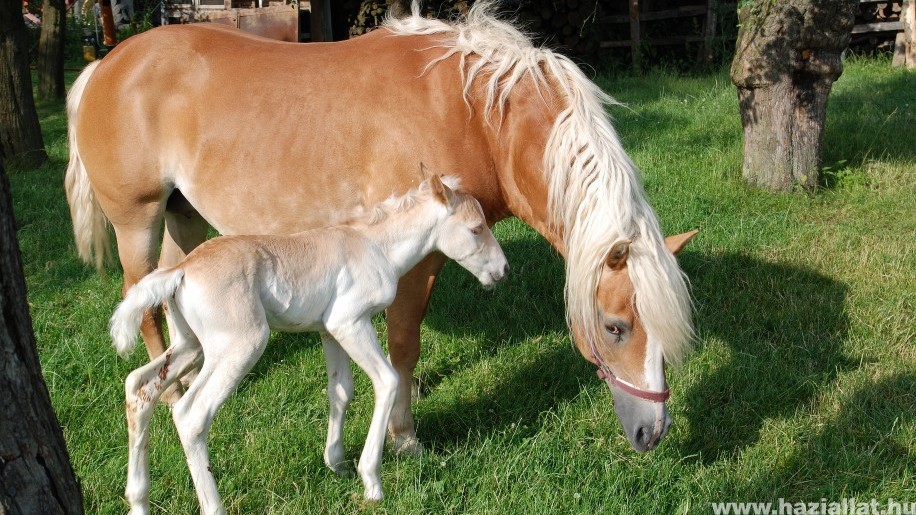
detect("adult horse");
top-left (66, 2), bottom-right (696, 453)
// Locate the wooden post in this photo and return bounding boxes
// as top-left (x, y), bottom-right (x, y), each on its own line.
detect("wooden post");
top-left (309, 0), bottom-right (332, 42)
top-left (100, 0), bottom-right (118, 46)
top-left (899, 0), bottom-right (916, 68)
top-left (629, 0), bottom-right (641, 72)
top-left (700, 0), bottom-right (717, 68)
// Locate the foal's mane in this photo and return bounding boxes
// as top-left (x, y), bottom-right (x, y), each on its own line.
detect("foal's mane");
top-left (385, 2), bottom-right (693, 364)
top-left (346, 176), bottom-right (464, 227)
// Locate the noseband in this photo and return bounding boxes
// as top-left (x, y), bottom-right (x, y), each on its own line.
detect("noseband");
top-left (589, 343), bottom-right (670, 403)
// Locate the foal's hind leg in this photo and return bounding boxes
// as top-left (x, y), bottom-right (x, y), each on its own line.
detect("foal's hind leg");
top-left (160, 209), bottom-right (209, 390)
top-left (321, 332), bottom-right (354, 476)
top-left (124, 343), bottom-right (202, 514)
top-left (386, 253), bottom-right (447, 456)
top-left (171, 326), bottom-right (270, 515)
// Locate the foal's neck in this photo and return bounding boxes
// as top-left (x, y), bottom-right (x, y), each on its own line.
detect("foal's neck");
top-left (358, 206), bottom-right (439, 277)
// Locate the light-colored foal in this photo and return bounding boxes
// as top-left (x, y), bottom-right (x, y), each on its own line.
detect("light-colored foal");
top-left (109, 176), bottom-right (508, 513)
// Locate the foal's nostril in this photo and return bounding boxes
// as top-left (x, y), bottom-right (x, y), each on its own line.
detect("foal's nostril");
top-left (503, 263), bottom-right (510, 277)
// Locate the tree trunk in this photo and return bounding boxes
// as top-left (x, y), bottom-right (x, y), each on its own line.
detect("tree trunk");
top-left (0, 161), bottom-right (84, 512)
top-left (730, 0), bottom-right (857, 191)
top-left (0, 0), bottom-right (47, 168)
top-left (37, 0), bottom-right (67, 101)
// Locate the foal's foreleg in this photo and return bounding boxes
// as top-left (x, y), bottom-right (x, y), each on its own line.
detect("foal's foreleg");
top-left (386, 253), bottom-right (446, 455)
top-left (327, 319), bottom-right (399, 502)
top-left (124, 344), bottom-right (201, 515)
top-left (321, 332), bottom-right (354, 476)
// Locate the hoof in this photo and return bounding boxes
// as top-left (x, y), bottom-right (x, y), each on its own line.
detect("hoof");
top-left (390, 434), bottom-right (424, 457)
top-left (363, 484), bottom-right (383, 502)
top-left (328, 461), bottom-right (354, 478)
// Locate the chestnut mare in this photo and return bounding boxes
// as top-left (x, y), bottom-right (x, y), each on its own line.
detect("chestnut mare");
top-left (66, 2), bottom-right (696, 453)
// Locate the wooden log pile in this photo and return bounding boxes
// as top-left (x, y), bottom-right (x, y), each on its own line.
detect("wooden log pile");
top-left (333, 1), bottom-right (743, 68)
top-left (851, 0), bottom-right (905, 52)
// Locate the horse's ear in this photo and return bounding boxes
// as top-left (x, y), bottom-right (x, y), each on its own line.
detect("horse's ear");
top-left (429, 174), bottom-right (457, 208)
top-left (664, 229), bottom-right (699, 256)
top-left (605, 240), bottom-right (631, 270)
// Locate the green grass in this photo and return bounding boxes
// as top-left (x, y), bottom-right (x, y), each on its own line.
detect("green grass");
top-left (10, 57), bottom-right (914, 513)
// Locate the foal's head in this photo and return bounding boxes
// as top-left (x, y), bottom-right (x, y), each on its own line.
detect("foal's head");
top-left (424, 175), bottom-right (509, 287)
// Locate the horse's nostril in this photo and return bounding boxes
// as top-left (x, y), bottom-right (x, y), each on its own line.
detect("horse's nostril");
top-left (635, 426), bottom-right (648, 446)
top-left (503, 263), bottom-right (510, 277)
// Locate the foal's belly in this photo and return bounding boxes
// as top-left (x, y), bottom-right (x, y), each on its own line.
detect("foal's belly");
top-left (263, 294), bottom-right (331, 333)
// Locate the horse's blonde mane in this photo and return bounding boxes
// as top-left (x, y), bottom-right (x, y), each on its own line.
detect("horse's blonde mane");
top-left (385, 2), bottom-right (693, 365)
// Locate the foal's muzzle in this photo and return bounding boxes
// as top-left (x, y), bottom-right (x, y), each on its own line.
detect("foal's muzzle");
top-left (490, 263), bottom-right (510, 284)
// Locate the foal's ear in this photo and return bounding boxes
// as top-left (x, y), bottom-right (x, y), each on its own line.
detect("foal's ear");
top-left (429, 174), bottom-right (457, 208)
top-left (605, 240), bottom-right (631, 270)
top-left (664, 229), bottom-right (699, 256)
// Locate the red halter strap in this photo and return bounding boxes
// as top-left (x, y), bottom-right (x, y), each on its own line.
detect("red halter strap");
top-left (590, 343), bottom-right (670, 403)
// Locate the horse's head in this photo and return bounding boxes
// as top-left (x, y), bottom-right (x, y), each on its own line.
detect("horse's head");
top-left (579, 230), bottom-right (698, 452)
top-left (426, 175), bottom-right (509, 287)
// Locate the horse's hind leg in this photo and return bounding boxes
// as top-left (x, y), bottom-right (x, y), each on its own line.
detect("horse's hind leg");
top-left (124, 342), bottom-right (202, 514)
top-left (112, 215), bottom-right (167, 359)
top-left (321, 332), bottom-right (354, 476)
top-left (385, 253), bottom-right (447, 456)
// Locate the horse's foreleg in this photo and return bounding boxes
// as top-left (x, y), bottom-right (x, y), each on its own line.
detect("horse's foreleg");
top-left (320, 332), bottom-right (354, 476)
top-left (385, 253), bottom-right (447, 456)
top-left (160, 210), bottom-right (209, 392)
top-left (326, 318), bottom-right (399, 502)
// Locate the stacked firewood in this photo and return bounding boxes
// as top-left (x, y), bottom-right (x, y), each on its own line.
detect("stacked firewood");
top-left (339, 0), bottom-right (605, 55)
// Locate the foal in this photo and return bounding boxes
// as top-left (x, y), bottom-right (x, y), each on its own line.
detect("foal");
top-left (109, 176), bottom-right (508, 513)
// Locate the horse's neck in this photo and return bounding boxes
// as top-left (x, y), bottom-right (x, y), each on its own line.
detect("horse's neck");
top-left (358, 208), bottom-right (437, 277)
top-left (484, 79), bottom-right (568, 257)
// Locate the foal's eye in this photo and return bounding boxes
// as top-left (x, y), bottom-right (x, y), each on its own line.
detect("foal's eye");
top-left (605, 324), bottom-right (625, 343)
top-left (470, 224), bottom-right (484, 235)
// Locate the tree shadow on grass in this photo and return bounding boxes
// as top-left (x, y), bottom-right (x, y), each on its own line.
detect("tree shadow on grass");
top-left (414, 241), bottom-right (856, 456)
top-left (737, 372), bottom-right (914, 500)
top-left (675, 251), bottom-right (855, 464)
top-left (822, 70), bottom-right (916, 173)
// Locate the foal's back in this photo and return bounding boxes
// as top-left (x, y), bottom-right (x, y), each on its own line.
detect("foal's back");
top-left (174, 228), bottom-right (397, 335)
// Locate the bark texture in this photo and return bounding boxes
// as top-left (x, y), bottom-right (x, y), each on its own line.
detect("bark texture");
top-left (0, 162), bottom-right (84, 513)
top-left (37, 0), bottom-right (67, 101)
top-left (0, 0), bottom-right (47, 168)
top-left (731, 0), bottom-right (857, 191)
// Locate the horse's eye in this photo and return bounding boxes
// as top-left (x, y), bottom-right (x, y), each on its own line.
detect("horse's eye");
top-left (605, 324), bottom-right (625, 343)
top-left (470, 224), bottom-right (483, 235)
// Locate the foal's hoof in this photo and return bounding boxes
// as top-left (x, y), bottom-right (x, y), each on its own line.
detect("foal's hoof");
top-left (390, 434), bottom-right (424, 457)
top-left (363, 484), bottom-right (383, 503)
top-left (328, 461), bottom-right (354, 478)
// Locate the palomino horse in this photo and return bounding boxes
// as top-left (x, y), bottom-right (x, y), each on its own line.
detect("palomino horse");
top-left (110, 176), bottom-right (509, 511)
top-left (67, 2), bottom-right (696, 453)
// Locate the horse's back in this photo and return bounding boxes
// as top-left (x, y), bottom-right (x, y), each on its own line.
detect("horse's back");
top-left (73, 25), bottom-right (495, 234)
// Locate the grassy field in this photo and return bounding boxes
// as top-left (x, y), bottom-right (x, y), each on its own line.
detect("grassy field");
top-left (10, 56), bottom-right (914, 513)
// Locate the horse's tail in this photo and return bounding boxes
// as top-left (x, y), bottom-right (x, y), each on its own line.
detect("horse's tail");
top-left (65, 60), bottom-right (111, 271)
top-left (110, 268), bottom-right (185, 358)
